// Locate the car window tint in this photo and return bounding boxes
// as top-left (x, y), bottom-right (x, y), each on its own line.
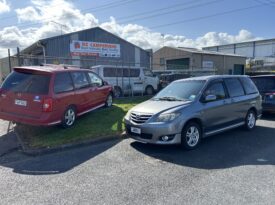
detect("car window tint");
top-left (130, 69), bottom-right (140, 77)
top-left (123, 68), bottom-right (130, 77)
top-left (71, 72), bottom-right (89, 89)
top-left (204, 82), bottom-right (226, 100)
top-left (88, 72), bottom-right (103, 87)
top-left (1, 71), bottom-right (50, 94)
top-left (54, 72), bottom-right (74, 93)
top-left (224, 78), bottom-right (245, 97)
top-left (251, 77), bottom-right (275, 92)
top-left (240, 77), bottom-right (258, 94)
top-left (103, 67), bottom-right (123, 77)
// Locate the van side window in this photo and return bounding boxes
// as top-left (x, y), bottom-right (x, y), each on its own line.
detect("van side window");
top-left (54, 72), bottom-right (74, 93)
top-left (123, 68), bottom-right (130, 77)
top-left (144, 70), bottom-right (154, 77)
top-left (240, 77), bottom-right (258, 94)
top-left (203, 82), bottom-right (226, 100)
top-left (71, 72), bottom-right (90, 89)
top-left (103, 67), bottom-right (123, 77)
top-left (88, 72), bottom-right (103, 87)
top-left (130, 69), bottom-right (140, 77)
top-left (224, 78), bottom-right (245, 97)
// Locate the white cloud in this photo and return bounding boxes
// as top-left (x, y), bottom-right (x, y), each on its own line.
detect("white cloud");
top-left (0, 0), bottom-right (260, 58)
top-left (0, 0), bottom-right (10, 14)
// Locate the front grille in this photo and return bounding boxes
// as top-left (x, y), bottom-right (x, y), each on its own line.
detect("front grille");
top-left (130, 112), bottom-right (152, 124)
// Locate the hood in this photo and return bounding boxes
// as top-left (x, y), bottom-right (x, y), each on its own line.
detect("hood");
top-left (131, 99), bottom-right (191, 114)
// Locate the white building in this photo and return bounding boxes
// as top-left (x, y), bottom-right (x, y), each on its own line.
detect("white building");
top-left (203, 38), bottom-right (275, 70)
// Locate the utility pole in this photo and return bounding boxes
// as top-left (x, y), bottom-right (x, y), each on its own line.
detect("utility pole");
top-left (8, 49), bottom-right (11, 73)
top-left (17, 47), bottom-right (21, 66)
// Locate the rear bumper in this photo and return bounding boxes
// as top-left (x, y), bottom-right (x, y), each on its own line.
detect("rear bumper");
top-left (262, 103), bottom-right (275, 113)
top-left (0, 111), bottom-right (61, 126)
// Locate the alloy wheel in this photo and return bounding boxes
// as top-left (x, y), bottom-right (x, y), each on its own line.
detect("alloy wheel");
top-left (247, 112), bottom-right (256, 129)
top-left (186, 126), bottom-right (200, 147)
top-left (64, 108), bottom-right (75, 126)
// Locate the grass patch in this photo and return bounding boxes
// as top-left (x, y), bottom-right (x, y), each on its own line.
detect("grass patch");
top-left (17, 96), bottom-right (150, 149)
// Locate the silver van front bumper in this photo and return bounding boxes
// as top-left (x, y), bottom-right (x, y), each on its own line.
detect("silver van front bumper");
top-left (124, 118), bottom-right (182, 145)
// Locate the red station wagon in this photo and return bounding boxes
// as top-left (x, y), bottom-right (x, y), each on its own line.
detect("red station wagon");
top-left (0, 65), bottom-right (113, 128)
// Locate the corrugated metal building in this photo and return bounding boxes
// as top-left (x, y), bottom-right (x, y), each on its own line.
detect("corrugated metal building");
top-left (19, 27), bottom-right (151, 68)
top-left (153, 46), bottom-right (246, 75)
top-left (202, 38), bottom-right (275, 70)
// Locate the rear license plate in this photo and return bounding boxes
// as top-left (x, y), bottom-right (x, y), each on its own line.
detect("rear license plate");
top-left (15, 99), bottom-right (27, 106)
top-left (131, 127), bottom-right (141, 134)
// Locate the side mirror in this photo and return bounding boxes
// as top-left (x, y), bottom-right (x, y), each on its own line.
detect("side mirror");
top-left (204, 94), bottom-right (217, 102)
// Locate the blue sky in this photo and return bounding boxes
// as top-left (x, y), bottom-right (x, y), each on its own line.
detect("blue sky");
top-left (69, 0), bottom-right (273, 38)
top-left (1, 0), bottom-right (274, 38)
top-left (0, 0), bottom-right (274, 57)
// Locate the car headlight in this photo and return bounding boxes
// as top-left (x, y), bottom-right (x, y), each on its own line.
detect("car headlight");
top-left (156, 113), bottom-right (180, 122)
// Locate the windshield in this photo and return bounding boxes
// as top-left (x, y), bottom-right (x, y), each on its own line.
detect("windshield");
top-left (1, 71), bottom-right (50, 95)
top-left (153, 80), bottom-right (205, 101)
top-left (252, 77), bottom-right (275, 92)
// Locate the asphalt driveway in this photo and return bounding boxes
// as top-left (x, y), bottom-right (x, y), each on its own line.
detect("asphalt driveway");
top-left (0, 115), bottom-right (274, 205)
top-left (0, 120), bottom-right (19, 156)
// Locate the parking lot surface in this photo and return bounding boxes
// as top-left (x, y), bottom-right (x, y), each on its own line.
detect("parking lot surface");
top-left (0, 116), bottom-right (275, 205)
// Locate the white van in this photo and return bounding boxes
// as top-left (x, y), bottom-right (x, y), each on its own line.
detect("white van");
top-left (91, 65), bottom-right (159, 97)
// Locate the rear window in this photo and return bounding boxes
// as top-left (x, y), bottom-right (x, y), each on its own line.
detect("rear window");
top-left (251, 77), bottom-right (275, 92)
top-left (1, 71), bottom-right (50, 95)
top-left (239, 77), bottom-right (258, 94)
top-left (224, 78), bottom-right (245, 97)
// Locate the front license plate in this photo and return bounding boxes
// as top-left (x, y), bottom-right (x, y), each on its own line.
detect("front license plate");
top-left (131, 127), bottom-right (141, 134)
top-left (15, 99), bottom-right (27, 106)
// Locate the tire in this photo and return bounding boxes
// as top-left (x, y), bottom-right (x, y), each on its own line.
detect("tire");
top-left (62, 106), bottom-right (76, 128)
top-left (181, 122), bottom-right (202, 150)
top-left (145, 85), bottom-right (154, 95)
top-left (105, 94), bottom-right (113, 107)
top-left (114, 86), bottom-right (122, 98)
top-left (244, 109), bottom-right (256, 130)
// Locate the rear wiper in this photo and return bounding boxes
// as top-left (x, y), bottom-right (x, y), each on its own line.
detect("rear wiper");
top-left (154, 96), bottom-right (183, 101)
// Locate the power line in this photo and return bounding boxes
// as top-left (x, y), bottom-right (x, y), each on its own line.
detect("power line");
top-left (82, 0), bottom-right (137, 12)
top-left (118, 0), bottom-right (225, 24)
top-left (253, 0), bottom-right (275, 8)
top-left (115, 0), bottom-right (204, 20)
top-left (1, 0), bottom-right (221, 30)
top-left (150, 4), bottom-right (264, 29)
top-left (0, 0), bottom-right (79, 21)
top-left (0, 0), bottom-right (136, 28)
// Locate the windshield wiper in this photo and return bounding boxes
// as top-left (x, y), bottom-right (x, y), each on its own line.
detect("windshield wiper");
top-left (154, 96), bottom-right (184, 101)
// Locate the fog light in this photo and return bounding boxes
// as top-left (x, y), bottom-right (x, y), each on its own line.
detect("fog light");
top-left (162, 136), bottom-right (169, 141)
top-left (159, 135), bottom-right (175, 142)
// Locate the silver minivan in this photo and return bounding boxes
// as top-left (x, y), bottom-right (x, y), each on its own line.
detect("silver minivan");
top-left (124, 75), bottom-right (262, 149)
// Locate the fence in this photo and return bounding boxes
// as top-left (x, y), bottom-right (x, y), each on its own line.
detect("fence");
top-left (0, 54), bottom-right (218, 96)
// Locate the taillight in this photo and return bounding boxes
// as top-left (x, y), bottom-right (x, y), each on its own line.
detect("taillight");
top-left (43, 98), bottom-right (53, 112)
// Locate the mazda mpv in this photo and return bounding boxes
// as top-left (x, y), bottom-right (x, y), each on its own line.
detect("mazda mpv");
top-left (0, 65), bottom-right (113, 128)
top-left (124, 75), bottom-right (262, 149)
